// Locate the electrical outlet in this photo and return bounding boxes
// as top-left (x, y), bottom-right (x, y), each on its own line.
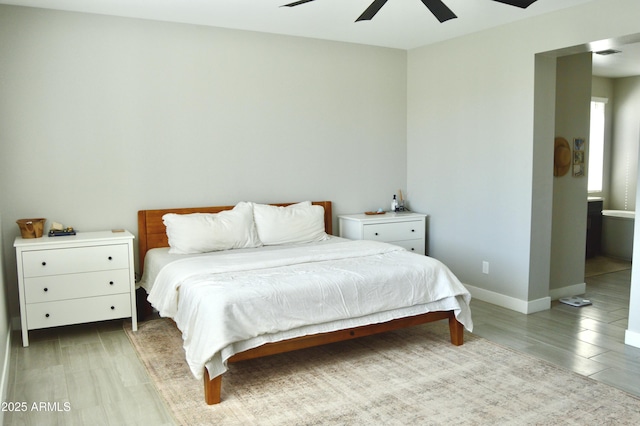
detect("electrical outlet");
top-left (482, 261), bottom-right (489, 274)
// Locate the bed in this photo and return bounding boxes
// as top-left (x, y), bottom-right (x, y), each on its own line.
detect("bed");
top-left (137, 201), bottom-right (472, 405)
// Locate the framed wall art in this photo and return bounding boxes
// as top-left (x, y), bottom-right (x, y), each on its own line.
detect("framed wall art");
top-left (573, 137), bottom-right (585, 177)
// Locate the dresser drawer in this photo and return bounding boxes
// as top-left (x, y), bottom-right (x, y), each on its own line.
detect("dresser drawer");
top-left (26, 293), bottom-right (132, 330)
top-left (24, 269), bottom-right (130, 303)
top-left (22, 244), bottom-right (129, 277)
top-left (362, 221), bottom-right (425, 242)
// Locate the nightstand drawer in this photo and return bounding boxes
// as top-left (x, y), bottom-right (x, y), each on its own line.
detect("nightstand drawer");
top-left (22, 244), bottom-right (129, 277)
top-left (363, 221), bottom-right (425, 242)
top-left (339, 213), bottom-right (428, 257)
top-left (24, 269), bottom-right (131, 303)
top-left (26, 293), bottom-right (132, 330)
top-left (391, 239), bottom-right (425, 255)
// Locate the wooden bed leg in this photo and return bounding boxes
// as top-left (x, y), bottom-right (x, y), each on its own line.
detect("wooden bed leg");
top-left (203, 368), bottom-right (222, 405)
top-left (448, 314), bottom-right (464, 346)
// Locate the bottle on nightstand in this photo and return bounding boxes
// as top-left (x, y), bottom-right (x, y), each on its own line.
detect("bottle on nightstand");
top-left (391, 195), bottom-right (398, 212)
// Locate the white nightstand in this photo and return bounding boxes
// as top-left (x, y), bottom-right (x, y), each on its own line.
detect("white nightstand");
top-left (338, 212), bottom-right (427, 254)
top-left (14, 230), bottom-right (137, 346)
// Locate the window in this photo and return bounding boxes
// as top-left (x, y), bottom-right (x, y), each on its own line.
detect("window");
top-left (588, 98), bottom-right (607, 193)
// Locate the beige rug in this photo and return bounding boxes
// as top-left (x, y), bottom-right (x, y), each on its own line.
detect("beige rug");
top-left (125, 319), bottom-right (640, 425)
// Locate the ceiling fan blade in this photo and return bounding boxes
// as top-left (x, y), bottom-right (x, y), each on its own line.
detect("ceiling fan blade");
top-left (356, 0), bottom-right (389, 22)
top-left (491, 0), bottom-right (538, 8)
top-left (282, 0), bottom-right (317, 7)
top-left (420, 0), bottom-right (457, 23)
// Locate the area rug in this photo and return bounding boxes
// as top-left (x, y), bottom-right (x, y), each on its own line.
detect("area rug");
top-left (125, 319), bottom-right (640, 425)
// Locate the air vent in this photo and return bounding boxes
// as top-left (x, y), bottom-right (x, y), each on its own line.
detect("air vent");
top-left (595, 49), bottom-right (621, 56)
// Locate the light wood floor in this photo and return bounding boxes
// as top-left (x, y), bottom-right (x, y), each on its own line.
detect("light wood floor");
top-left (4, 259), bottom-right (638, 425)
top-left (472, 266), bottom-right (640, 397)
top-left (4, 319), bottom-right (174, 425)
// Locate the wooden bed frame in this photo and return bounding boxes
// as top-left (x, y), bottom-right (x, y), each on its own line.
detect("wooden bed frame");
top-left (137, 201), bottom-right (464, 405)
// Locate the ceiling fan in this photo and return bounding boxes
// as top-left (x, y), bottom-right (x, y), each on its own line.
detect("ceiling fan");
top-left (282, 0), bottom-right (539, 23)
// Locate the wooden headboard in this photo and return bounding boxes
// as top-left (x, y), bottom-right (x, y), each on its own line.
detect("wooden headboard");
top-left (137, 201), bottom-right (333, 269)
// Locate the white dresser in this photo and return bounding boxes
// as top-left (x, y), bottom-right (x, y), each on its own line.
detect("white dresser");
top-left (14, 231), bottom-right (137, 346)
top-left (338, 212), bottom-right (427, 255)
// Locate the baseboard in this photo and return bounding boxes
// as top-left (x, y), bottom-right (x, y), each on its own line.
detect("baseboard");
top-left (0, 326), bottom-right (11, 426)
top-left (11, 315), bottom-right (20, 331)
top-left (464, 284), bottom-right (550, 314)
top-left (625, 329), bottom-right (640, 349)
top-left (549, 282), bottom-right (587, 301)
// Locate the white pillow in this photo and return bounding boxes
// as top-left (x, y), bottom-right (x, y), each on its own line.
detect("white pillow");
top-left (253, 201), bottom-right (328, 245)
top-left (163, 202), bottom-right (262, 254)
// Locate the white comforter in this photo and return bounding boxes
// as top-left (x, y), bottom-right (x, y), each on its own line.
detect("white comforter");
top-left (148, 239), bottom-right (472, 380)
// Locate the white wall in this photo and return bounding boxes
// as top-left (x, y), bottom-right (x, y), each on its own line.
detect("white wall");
top-left (610, 76), bottom-right (640, 210)
top-left (550, 53), bottom-right (592, 296)
top-left (620, 76), bottom-right (640, 347)
top-left (0, 215), bottom-right (10, 422)
top-left (407, 0), bottom-right (640, 314)
top-left (627, 138), bottom-right (640, 346)
top-left (0, 6), bottom-right (407, 320)
top-left (408, 33), bottom-right (535, 305)
top-left (528, 54), bottom-right (556, 304)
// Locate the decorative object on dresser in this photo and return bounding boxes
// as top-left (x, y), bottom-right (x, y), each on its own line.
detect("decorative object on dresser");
top-left (14, 230), bottom-right (137, 346)
top-left (338, 212), bottom-right (427, 255)
top-left (48, 220), bottom-right (76, 236)
top-left (16, 218), bottom-right (46, 239)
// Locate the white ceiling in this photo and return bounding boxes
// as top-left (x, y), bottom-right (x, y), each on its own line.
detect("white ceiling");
top-left (2, 0), bottom-right (639, 77)
top-left (592, 42), bottom-right (640, 78)
top-left (0, 0), bottom-right (595, 49)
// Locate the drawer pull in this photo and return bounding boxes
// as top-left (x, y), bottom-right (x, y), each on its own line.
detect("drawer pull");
top-left (111, 306), bottom-right (115, 310)
top-left (45, 313), bottom-right (50, 318)
top-left (109, 281), bottom-right (114, 285)
top-left (375, 232), bottom-right (379, 236)
top-left (43, 288), bottom-right (48, 292)
top-left (108, 256), bottom-right (113, 261)
top-left (411, 229), bottom-right (415, 232)
top-left (410, 248), bottom-right (415, 251)
top-left (42, 262), bottom-right (47, 266)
